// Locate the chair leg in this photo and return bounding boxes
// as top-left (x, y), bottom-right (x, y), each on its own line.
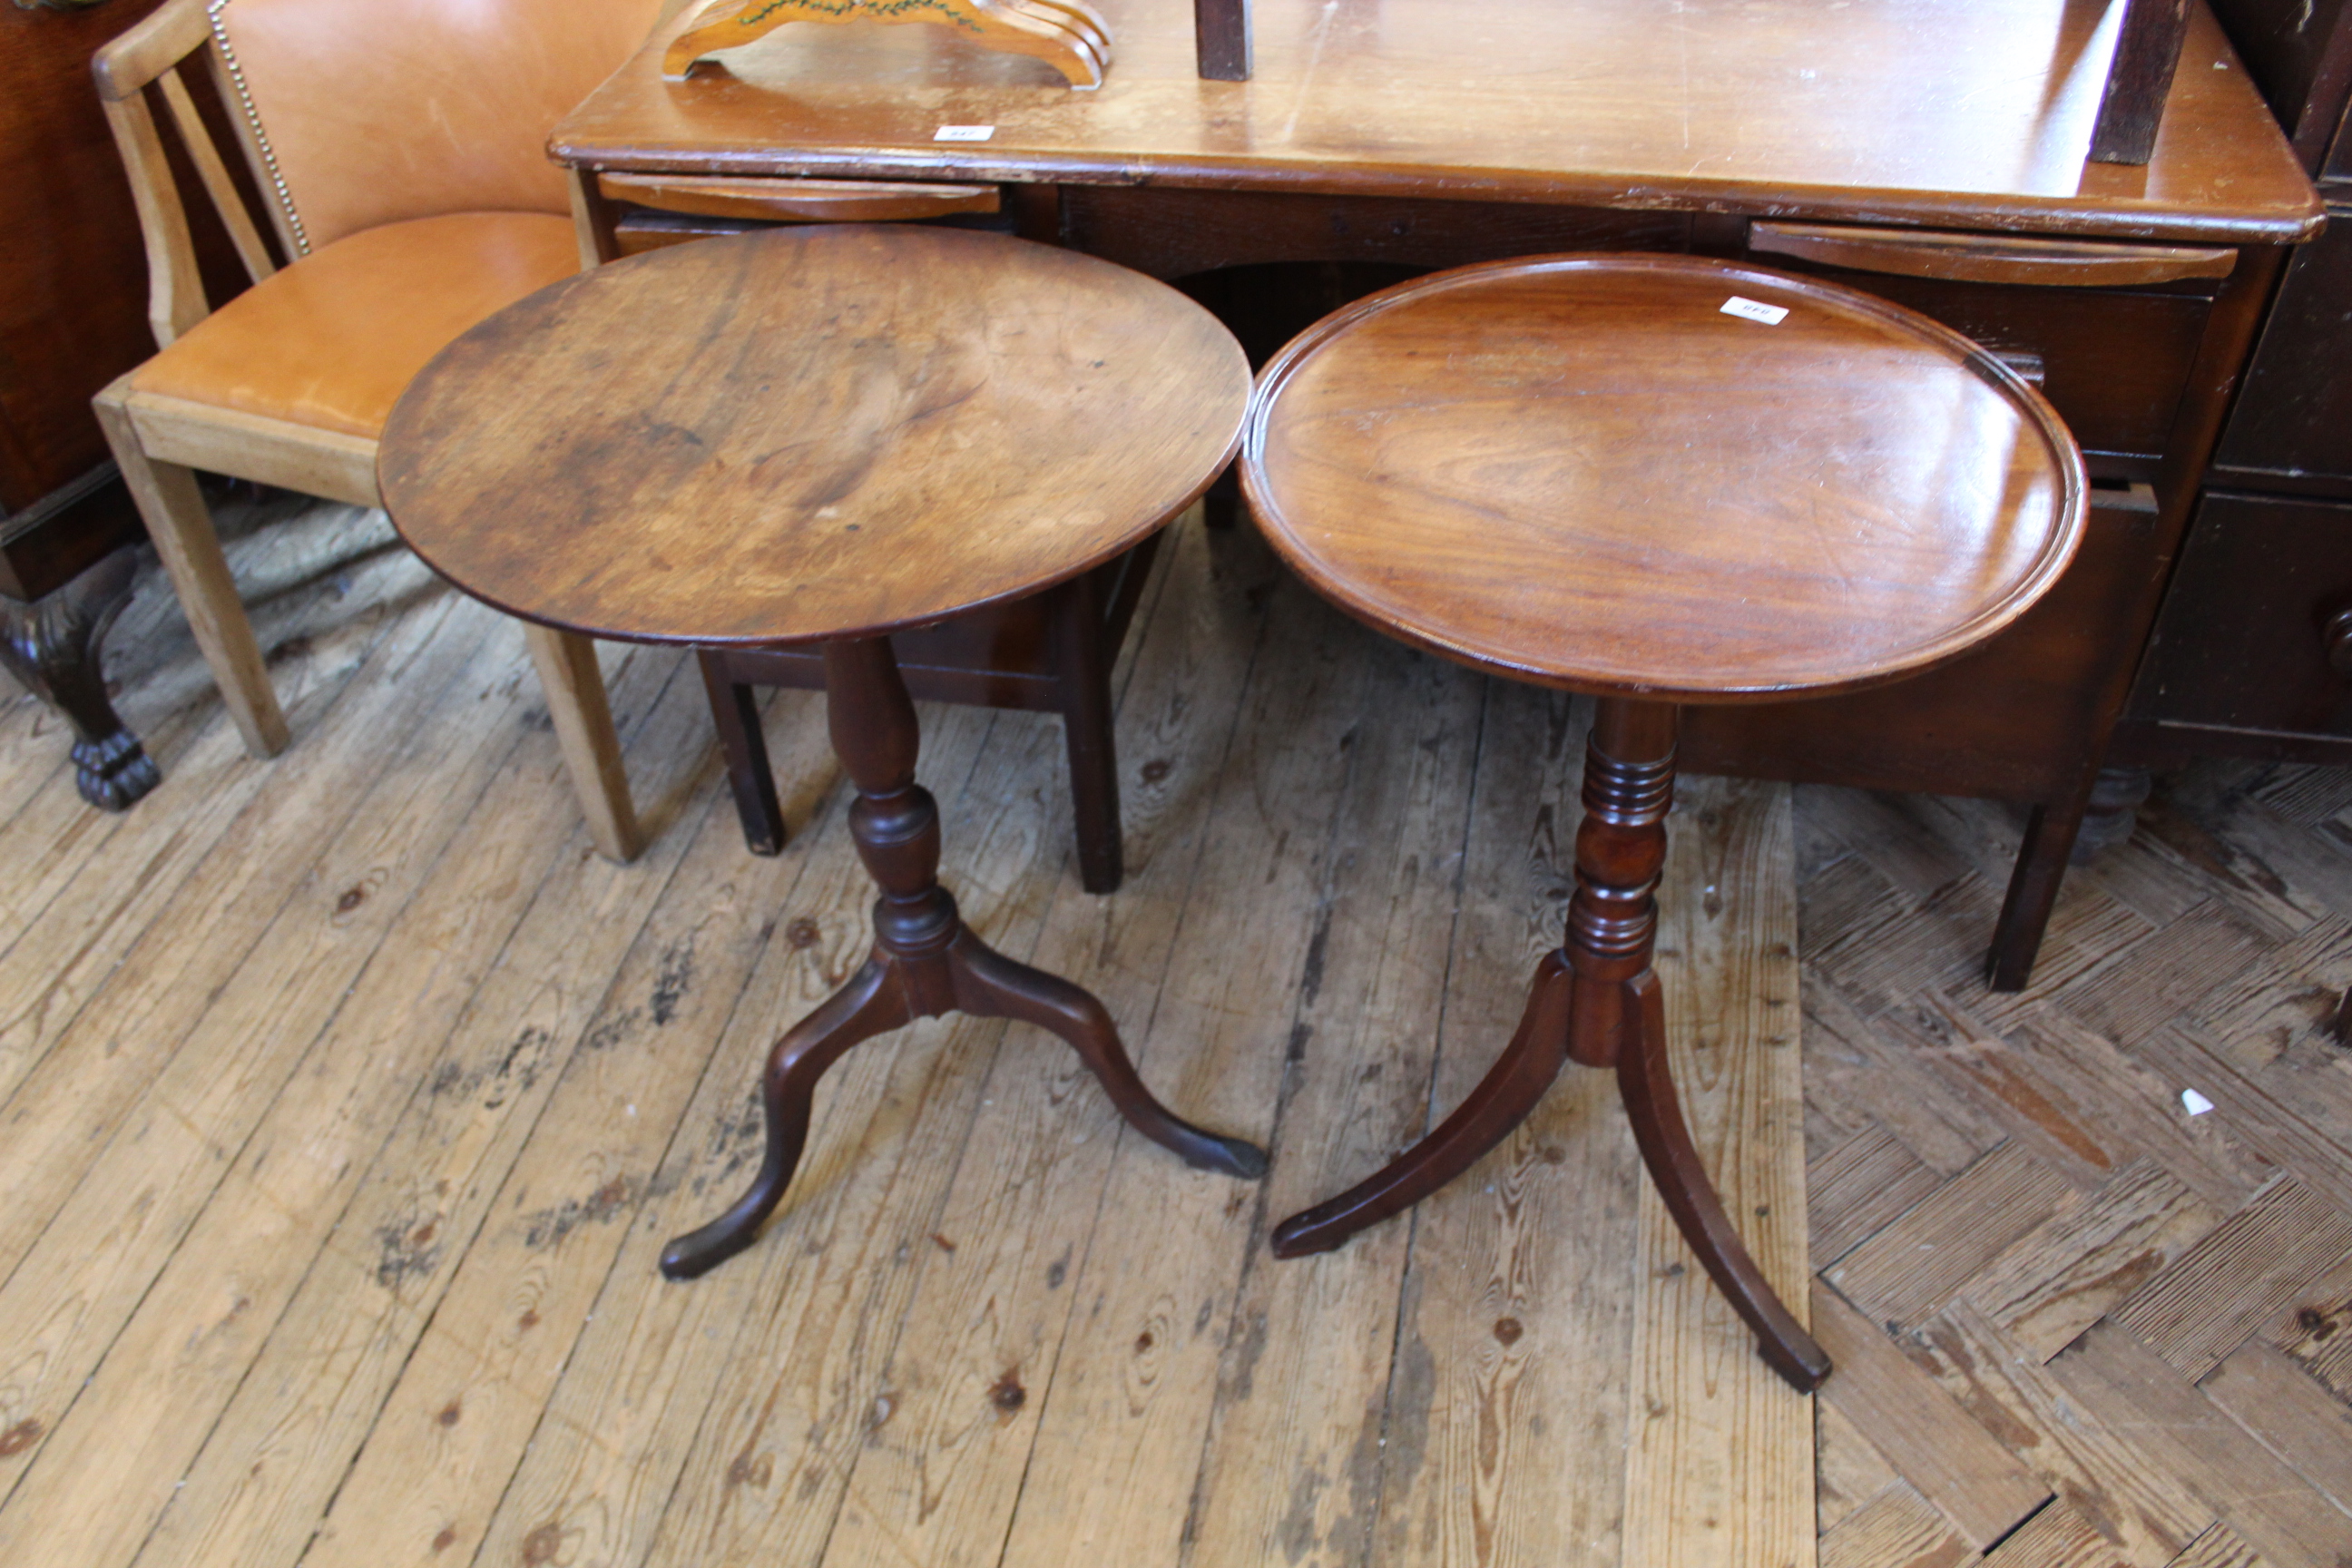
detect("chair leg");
top-left (1050, 572), bottom-right (1123, 894)
top-left (523, 622), bottom-right (642, 864)
top-left (697, 649), bottom-right (786, 856)
top-left (93, 386), bottom-right (289, 758)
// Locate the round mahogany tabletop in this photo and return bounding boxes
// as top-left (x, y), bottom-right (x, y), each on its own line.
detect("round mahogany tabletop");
top-left (1240, 254), bottom-right (2087, 702)
top-left (378, 225), bottom-right (1252, 646)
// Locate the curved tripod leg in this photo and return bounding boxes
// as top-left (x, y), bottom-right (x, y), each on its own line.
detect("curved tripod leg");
top-left (948, 930), bottom-right (1267, 1180)
top-left (1616, 969), bottom-right (1830, 1392)
top-left (661, 956), bottom-right (911, 1279)
top-left (1269, 952), bottom-right (1574, 1259)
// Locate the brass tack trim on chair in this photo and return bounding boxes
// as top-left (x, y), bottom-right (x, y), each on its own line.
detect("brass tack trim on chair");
top-left (204, 0), bottom-right (308, 256)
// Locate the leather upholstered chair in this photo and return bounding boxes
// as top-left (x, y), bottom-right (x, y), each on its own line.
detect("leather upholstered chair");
top-left (89, 0), bottom-right (665, 860)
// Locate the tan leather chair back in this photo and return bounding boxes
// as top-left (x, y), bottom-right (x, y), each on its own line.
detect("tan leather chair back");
top-left (211, 0), bottom-right (664, 253)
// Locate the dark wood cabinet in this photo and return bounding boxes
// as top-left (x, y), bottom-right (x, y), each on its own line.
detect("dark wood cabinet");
top-left (2135, 493), bottom-right (2352, 743)
top-left (0, 0), bottom-right (191, 808)
top-left (2208, 213), bottom-right (2352, 490)
top-left (2117, 0), bottom-right (2352, 766)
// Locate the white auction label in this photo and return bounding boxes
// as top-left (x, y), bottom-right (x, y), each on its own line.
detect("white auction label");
top-left (1720, 296), bottom-right (1790, 326)
top-left (934, 124), bottom-right (995, 142)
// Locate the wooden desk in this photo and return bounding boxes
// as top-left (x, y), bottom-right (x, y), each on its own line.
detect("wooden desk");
top-left (552, 0), bottom-right (2321, 985)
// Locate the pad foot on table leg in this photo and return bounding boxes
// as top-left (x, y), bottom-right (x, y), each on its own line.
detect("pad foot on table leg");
top-left (1615, 968), bottom-right (1830, 1393)
top-left (1269, 952), bottom-right (1574, 1259)
top-left (949, 928), bottom-right (1266, 1179)
top-left (660, 956), bottom-right (910, 1280)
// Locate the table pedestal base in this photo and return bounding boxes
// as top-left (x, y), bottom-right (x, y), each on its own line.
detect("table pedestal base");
top-left (662, 635), bottom-right (1266, 1282)
top-left (1269, 699), bottom-right (1830, 1394)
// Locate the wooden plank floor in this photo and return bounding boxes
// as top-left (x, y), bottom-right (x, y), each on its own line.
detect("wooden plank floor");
top-left (0, 495), bottom-right (1810, 1568)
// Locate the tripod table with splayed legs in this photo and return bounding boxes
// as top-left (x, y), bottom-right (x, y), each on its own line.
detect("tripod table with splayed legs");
top-left (377, 223), bottom-right (1267, 1281)
top-left (1241, 254), bottom-right (2091, 1392)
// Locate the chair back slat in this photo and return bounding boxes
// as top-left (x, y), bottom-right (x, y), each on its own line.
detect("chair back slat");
top-left (93, 0), bottom-right (290, 345)
top-left (90, 0), bottom-right (211, 101)
top-left (157, 68), bottom-right (278, 286)
top-left (97, 88), bottom-right (210, 348)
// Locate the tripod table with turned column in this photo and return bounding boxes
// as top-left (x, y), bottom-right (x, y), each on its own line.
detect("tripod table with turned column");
top-left (1241, 254), bottom-right (2089, 1392)
top-left (376, 223), bottom-right (1268, 1281)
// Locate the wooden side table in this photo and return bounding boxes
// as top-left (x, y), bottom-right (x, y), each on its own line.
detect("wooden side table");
top-left (1241, 255), bottom-right (2089, 1392)
top-left (377, 224), bottom-right (1265, 1280)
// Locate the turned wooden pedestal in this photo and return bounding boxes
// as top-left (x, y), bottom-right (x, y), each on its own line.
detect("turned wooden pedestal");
top-left (659, 635), bottom-right (1263, 1279)
top-left (377, 224), bottom-right (1263, 1278)
top-left (1242, 253), bottom-right (2091, 1392)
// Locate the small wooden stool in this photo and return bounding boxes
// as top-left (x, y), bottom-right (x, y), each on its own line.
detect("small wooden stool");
top-left (378, 225), bottom-right (1266, 1280)
top-left (1240, 255), bottom-right (2088, 1392)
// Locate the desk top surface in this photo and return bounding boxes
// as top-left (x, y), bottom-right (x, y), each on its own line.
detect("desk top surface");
top-left (555, 0), bottom-right (2320, 244)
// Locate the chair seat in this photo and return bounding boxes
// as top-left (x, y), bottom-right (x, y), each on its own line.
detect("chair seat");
top-left (129, 211), bottom-right (580, 438)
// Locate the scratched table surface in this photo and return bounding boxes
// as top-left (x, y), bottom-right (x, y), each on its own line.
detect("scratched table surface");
top-left (560, 0), bottom-right (2318, 241)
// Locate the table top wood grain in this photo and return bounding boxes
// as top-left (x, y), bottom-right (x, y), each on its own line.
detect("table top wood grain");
top-left (1240, 254), bottom-right (2090, 701)
top-left (554, 0), bottom-right (2320, 243)
top-left (377, 224), bottom-right (1250, 646)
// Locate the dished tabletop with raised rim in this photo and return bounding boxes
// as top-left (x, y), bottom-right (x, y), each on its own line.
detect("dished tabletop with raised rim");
top-left (1239, 254), bottom-right (2089, 703)
top-left (377, 224), bottom-right (1251, 647)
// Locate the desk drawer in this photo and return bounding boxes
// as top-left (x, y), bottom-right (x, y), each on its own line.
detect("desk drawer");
top-left (1744, 224), bottom-right (2223, 468)
top-left (592, 172), bottom-right (1007, 256)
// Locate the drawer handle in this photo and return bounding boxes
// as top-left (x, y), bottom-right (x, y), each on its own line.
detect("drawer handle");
top-left (599, 172), bottom-right (1001, 224)
top-left (1749, 222), bottom-right (2236, 287)
top-left (2325, 607), bottom-right (2352, 679)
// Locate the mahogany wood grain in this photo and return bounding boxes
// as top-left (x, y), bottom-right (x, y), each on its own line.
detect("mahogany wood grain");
top-left (381, 226), bottom-right (1250, 648)
top-left (378, 222), bottom-right (1262, 1277)
top-left (700, 537), bottom-right (1159, 890)
top-left (1732, 254), bottom-right (2214, 466)
top-left (1269, 694), bottom-right (1832, 1391)
top-left (572, 166), bottom-right (1163, 894)
top-left (1747, 222), bottom-right (2236, 288)
top-left (2105, 5), bottom-right (2352, 776)
top-left (3, 0), bottom-right (221, 532)
top-left (544, 0), bottom-right (2321, 986)
top-left (553, 0), bottom-right (2318, 246)
top-left (597, 170), bottom-right (999, 222)
top-left (541, 0), bottom-right (2320, 983)
top-left (1241, 256), bottom-right (2087, 703)
top-left (0, 0), bottom-right (239, 798)
top-left (1250, 254), bottom-right (2084, 1389)
top-left (659, 638), bottom-right (1263, 1279)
